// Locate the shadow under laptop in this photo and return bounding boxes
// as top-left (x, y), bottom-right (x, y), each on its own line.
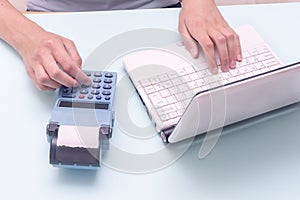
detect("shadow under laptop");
top-left (176, 102), bottom-right (300, 187)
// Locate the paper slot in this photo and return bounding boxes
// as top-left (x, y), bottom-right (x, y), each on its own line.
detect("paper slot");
top-left (57, 125), bottom-right (99, 148)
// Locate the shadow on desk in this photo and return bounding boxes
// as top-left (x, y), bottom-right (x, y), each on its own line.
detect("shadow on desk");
top-left (178, 102), bottom-right (300, 188)
top-left (56, 168), bottom-right (98, 186)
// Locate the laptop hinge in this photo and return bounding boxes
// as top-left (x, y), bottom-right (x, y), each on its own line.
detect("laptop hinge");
top-left (160, 126), bottom-right (175, 143)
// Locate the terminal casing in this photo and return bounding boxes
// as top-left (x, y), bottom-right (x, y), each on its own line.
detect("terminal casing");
top-left (46, 71), bottom-right (116, 169)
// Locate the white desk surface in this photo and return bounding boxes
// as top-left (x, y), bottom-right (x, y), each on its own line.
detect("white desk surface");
top-left (1, 3), bottom-right (300, 200)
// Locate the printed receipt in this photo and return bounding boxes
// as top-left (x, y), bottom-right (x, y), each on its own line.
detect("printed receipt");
top-left (57, 125), bottom-right (99, 148)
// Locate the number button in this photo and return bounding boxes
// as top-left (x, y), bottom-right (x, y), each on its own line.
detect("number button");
top-left (94, 72), bottom-right (102, 77)
top-left (104, 79), bottom-right (112, 84)
top-left (93, 78), bottom-right (101, 83)
top-left (91, 90), bottom-right (100, 95)
top-left (103, 84), bottom-right (112, 90)
top-left (104, 72), bottom-right (113, 78)
top-left (102, 91), bottom-right (111, 95)
top-left (92, 83), bottom-right (101, 89)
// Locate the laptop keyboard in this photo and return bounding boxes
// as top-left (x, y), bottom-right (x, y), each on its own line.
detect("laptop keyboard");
top-left (138, 46), bottom-right (281, 122)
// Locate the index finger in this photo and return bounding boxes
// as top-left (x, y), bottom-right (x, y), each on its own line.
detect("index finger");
top-left (53, 44), bottom-right (92, 86)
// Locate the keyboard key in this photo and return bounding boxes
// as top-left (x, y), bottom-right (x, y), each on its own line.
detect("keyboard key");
top-left (254, 62), bottom-right (265, 70)
top-left (178, 84), bottom-right (189, 92)
top-left (256, 52), bottom-right (274, 61)
top-left (159, 74), bottom-right (169, 82)
top-left (169, 86), bottom-right (181, 94)
top-left (140, 79), bottom-right (151, 87)
top-left (185, 66), bottom-right (196, 74)
top-left (247, 56), bottom-right (259, 64)
top-left (187, 81), bottom-right (198, 89)
top-left (144, 85), bottom-right (155, 94)
top-left (161, 80), bottom-right (173, 88)
top-left (168, 111), bottom-right (179, 119)
top-left (249, 48), bottom-right (259, 56)
top-left (148, 93), bottom-right (168, 108)
top-left (153, 83), bottom-right (165, 91)
top-left (175, 93), bottom-right (186, 101)
top-left (256, 46), bottom-right (269, 54)
top-left (229, 68), bottom-right (242, 77)
top-left (168, 71), bottom-right (178, 79)
top-left (160, 89), bottom-right (171, 98)
top-left (181, 75), bottom-right (191, 82)
top-left (166, 95), bottom-right (177, 104)
top-left (242, 50), bottom-right (251, 58)
top-left (262, 58), bottom-right (279, 67)
top-left (160, 113), bottom-right (170, 121)
top-left (189, 73), bottom-right (199, 81)
top-left (157, 104), bottom-right (177, 115)
top-left (171, 78), bottom-right (182, 86)
top-left (176, 68), bottom-right (187, 76)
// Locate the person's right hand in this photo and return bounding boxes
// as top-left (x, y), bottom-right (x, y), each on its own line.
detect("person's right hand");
top-left (18, 30), bottom-right (92, 91)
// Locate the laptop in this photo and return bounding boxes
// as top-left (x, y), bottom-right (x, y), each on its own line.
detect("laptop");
top-left (122, 25), bottom-right (300, 143)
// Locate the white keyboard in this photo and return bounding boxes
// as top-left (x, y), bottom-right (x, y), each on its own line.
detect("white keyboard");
top-left (138, 46), bottom-right (281, 122)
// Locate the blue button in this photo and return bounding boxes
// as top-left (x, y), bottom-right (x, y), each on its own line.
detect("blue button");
top-left (93, 78), bottom-right (101, 83)
top-left (102, 91), bottom-right (111, 95)
top-left (92, 83), bottom-right (101, 89)
top-left (80, 89), bottom-right (89, 94)
top-left (94, 72), bottom-right (102, 77)
top-left (105, 72), bottom-right (113, 78)
top-left (84, 71), bottom-right (92, 76)
top-left (103, 84), bottom-right (112, 89)
top-left (104, 79), bottom-right (112, 84)
top-left (91, 90), bottom-right (100, 95)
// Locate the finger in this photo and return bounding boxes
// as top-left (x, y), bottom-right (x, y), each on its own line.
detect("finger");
top-left (42, 52), bottom-right (78, 88)
top-left (234, 33), bottom-right (243, 61)
top-left (195, 33), bottom-right (219, 74)
top-left (25, 63), bottom-right (57, 91)
top-left (34, 64), bottom-right (62, 89)
top-left (210, 31), bottom-right (230, 72)
top-left (53, 42), bottom-right (91, 86)
top-left (62, 37), bottom-right (83, 67)
top-left (178, 18), bottom-right (199, 58)
top-left (223, 29), bottom-right (237, 69)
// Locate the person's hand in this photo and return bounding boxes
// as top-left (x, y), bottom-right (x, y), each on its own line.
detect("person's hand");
top-left (178, 0), bottom-right (242, 73)
top-left (18, 29), bottom-right (92, 91)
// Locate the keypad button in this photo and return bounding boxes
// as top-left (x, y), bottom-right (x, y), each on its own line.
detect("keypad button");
top-left (105, 96), bottom-right (110, 100)
top-left (80, 89), bottom-right (89, 94)
top-left (92, 83), bottom-right (101, 89)
top-left (79, 94), bottom-right (85, 99)
top-left (94, 72), bottom-right (102, 77)
top-left (84, 71), bottom-right (92, 76)
top-left (93, 78), bottom-right (101, 83)
top-left (104, 79), bottom-right (112, 84)
top-left (105, 72), bottom-right (113, 78)
top-left (91, 90), bottom-right (100, 95)
top-left (87, 94), bottom-right (93, 99)
top-left (96, 95), bottom-right (102, 100)
top-left (103, 84), bottom-right (112, 90)
top-left (63, 88), bottom-right (70, 94)
top-left (102, 91), bottom-right (111, 95)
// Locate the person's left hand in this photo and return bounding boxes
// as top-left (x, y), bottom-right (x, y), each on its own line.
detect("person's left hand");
top-left (178, 0), bottom-right (242, 73)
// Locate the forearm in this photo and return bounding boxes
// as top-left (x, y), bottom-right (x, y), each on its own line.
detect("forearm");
top-left (0, 0), bottom-right (44, 55)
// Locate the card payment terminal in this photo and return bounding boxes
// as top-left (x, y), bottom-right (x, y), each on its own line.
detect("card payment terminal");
top-left (46, 70), bottom-right (117, 169)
